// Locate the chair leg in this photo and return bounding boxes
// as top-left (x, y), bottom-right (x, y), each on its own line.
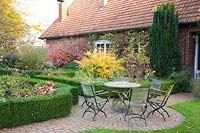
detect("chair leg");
top-left (125, 105), bottom-right (147, 126)
top-left (147, 103), bottom-right (166, 121)
top-left (96, 100), bottom-right (108, 118)
top-left (160, 107), bottom-right (170, 118)
top-left (147, 102), bottom-right (157, 118)
top-left (82, 102), bottom-right (96, 118)
top-left (81, 100), bottom-right (86, 107)
top-left (124, 106), bottom-right (130, 121)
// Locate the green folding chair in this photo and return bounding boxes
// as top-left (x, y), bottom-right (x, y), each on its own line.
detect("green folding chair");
top-left (81, 82), bottom-right (109, 121)
top-left (147, 85), bottom-right (174, 121)
top-left (124, 88), bottom-right (149, 125)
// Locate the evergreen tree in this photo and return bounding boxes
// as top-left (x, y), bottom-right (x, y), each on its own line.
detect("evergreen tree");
top-left (149, 3), bottom-right (181, 78)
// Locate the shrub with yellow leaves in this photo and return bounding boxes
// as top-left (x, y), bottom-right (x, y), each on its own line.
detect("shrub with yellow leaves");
top-left (75, 52), bottom-right (125, 79)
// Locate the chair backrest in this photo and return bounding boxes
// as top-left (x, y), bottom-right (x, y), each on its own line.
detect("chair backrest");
top-left (81, 82), bottom-right (96, 97)
top-left (162, 84), bottom-right (174, 106)
top-left (150, 79), bottom-right (162, 90)
top-left (114, 77), bottom-right (129, 82)
top-left (131, 88), bottom-right (149, 105)
top-left (148, 79), bottom-right (162, 100)
top-left (76, 71), bottom-right (92, 82)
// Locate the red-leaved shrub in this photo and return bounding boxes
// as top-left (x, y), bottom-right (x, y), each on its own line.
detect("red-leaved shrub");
top-left (47, 43), bottom-right (90, 67)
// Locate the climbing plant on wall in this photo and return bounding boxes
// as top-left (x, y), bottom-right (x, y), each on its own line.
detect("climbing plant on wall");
top-left (88, 30), bottom-right (150, 81)
top-left (149, 3), bottom-right (181, 78)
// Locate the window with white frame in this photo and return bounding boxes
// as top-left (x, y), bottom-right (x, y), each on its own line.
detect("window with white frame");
top-left (94, 40), bottom-right (111, 53)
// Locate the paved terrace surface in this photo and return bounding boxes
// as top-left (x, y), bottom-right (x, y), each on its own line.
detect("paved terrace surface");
top-left (0, 92), bottom-right (194, 133)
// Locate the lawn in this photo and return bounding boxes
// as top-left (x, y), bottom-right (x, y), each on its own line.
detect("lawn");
top-left (81, 98), bottom-right (200, 133)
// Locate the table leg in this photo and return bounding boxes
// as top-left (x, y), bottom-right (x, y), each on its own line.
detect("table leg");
top-left (111, 88), bottom-right (130, 112)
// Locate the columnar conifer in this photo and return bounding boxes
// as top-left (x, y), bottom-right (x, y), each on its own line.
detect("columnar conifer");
top-left (149, 3), bottom-right (181, 77)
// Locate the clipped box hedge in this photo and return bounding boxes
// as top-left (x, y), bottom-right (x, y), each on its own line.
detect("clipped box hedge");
top-left (55, 83), bottom-right (79, 105)
top-left (0, 68), bottom-right (12, 75)
top-left (0, 68), bottom-right (44, 76)
top-left (32, 75), bottom-right (80, 87)
top-left (0, 88), bottom-right (72, 129)
top-left (19, 70), bottom-right (44, 77)
top-left (21, 77), bottom-right (79, 105)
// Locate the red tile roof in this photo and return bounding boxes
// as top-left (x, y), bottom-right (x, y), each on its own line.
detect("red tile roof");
top-left (40, 0), bottom-right (200, 39)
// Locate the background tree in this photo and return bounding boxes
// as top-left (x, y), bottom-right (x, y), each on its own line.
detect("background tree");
top-left (0, 0), bottom-right (27, 52)
top-left (149, 3), bottom-right (181, 78)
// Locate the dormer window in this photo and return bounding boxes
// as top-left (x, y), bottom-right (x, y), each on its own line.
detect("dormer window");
top-left (94, 40), bottom-right (111, 53)
top-left (99, 0), bottom-right (109, 10)
top-left (103, 0), bottom-right (109, 6)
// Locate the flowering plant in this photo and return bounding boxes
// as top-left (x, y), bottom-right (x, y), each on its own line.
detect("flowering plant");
top-left (75, 52), bottom-right (125, 79)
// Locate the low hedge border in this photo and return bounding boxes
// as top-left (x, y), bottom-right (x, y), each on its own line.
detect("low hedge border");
top-left (0, 86), bottom-right (72, 129)
top-left (0, 68), bottom-right (12, 75)
top-left (55, 82), bottom-right (79, 105)
top-left (31, 75), bottom-right (179, 95)
top-left (18, 77), bottom-right (79, 105)
top-left (19, 70), bottom-right (44, 77)
top-left (0, 68), bottom-right (75, 78)
top-left (32, 75), bottom-right (80, 87)
top-left (30, 76), bottom-right (80, 104)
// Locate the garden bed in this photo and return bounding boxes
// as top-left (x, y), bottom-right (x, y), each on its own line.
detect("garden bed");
top-left (0, 76), bottom-right (79, 129)
top-left (0, 87), bottom-right (72, 129)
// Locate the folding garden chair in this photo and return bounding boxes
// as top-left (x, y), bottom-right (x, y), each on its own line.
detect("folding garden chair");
top-left (81, 82), bottom-right (109, 121)
top-left (147, 85), bottom-right (174, 121)
top-left (124, 88), bottom-right (149, 126)
top-left (148, 79), bottom-right (162, 99)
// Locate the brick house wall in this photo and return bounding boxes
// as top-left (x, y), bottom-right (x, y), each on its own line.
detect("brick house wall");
top-left (179, 24), bottom-right (199, 71)
top-left (46, 35), bottom-right (89, 49)
top-left (46, 24), bottom-right (200, 72)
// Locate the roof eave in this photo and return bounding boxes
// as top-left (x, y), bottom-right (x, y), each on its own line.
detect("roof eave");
top-left (39, 25), bottom-right (150, 40)
top-left (39, 20), bottom-right (199, 40)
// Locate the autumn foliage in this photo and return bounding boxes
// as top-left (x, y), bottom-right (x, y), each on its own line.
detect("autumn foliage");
top-left (76, 52), bottom-right (125, 79)
top-left (47, 43), bottom-right (90, 67)
top-left (0, 0), bottom-right (27, 52)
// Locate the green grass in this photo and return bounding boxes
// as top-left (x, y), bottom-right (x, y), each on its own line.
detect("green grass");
top-left (80, 98), bottom-right (200, 133)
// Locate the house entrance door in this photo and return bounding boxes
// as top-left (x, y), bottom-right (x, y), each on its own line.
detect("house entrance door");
top-left (194, 34), bottom-right (200, 79)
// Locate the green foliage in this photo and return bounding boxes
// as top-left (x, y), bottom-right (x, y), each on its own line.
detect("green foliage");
top-left (88, 30), bottom-right (150, 81)
top-left (62, 62), bottom-right (79, 70)
top-left (17, 45), bottom-right (47, 69)
top-left (55, 83), bottom-right (79, 105)
top-left (19, 70), bottom-right (44, 77)
top-left (0, 47), bottom-right (4, 56)
top-left (149, 3), bottom-right (181, 78)
top-left (31, 75), bottom-right (80, 104)
top-left (32, 75), bottom-right (80, 87)
top-left (88, 34), bottom-right (99, 50)
top-left (138, 80), bottom-right (175, 93)
top-left (138, 81), bottom-right (152, 88)
top-left (192, 79), bottom-right (200, 97)
top-left (2, 52), bottom-right (20, 68)
top-left (169, 71), bottom-right (190, 93)
top-left (0, 76), bottom-right (32, 98)
top-left (161, 80), bottom-right (175, 92)
top-left (0, 87), bottom-right (72, 129)
top-left (0, 68), bottom-right (12, 75)
top-left (45, 69), bottom-right (75, 78)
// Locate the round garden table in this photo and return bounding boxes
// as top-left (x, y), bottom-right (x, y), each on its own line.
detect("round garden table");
top-left (104, 81), bottom-right (140, 112)
top-left (104, 81), bottom-right (140, 89)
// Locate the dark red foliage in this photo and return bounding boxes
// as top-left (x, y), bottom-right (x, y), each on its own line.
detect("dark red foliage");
top-left (47, 43), bottom-right (90, 67)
